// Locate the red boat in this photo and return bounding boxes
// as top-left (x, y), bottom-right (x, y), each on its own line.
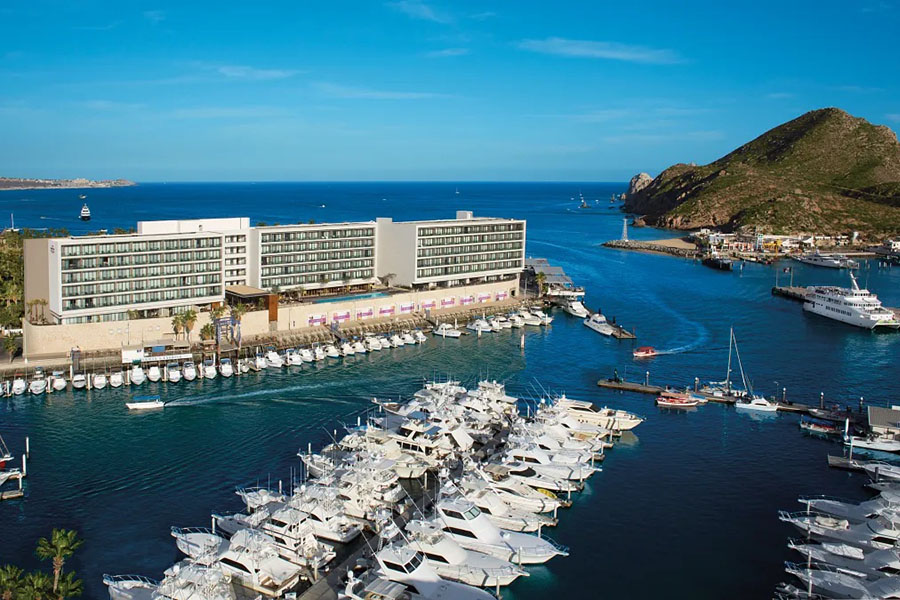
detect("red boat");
top-left (656, 396), bottom-right (699, 408)
top-left (633, 346), bottom-right (657, 358)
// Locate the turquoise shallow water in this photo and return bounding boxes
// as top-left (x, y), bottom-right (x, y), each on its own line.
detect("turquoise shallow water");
top-left (1, 183), bottom-right (899, 598)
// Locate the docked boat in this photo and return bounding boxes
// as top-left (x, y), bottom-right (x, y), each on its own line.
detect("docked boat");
top-left (799, 417), bottom-right (841, 437)
top-left (325, 344), bottom-right (341, 358)
top-left (79, 203), bottom-right (91, 221)
top-left (102, 574), bottom-right (159, 600)
top-left (352, 340), bottom-right (367, 353)
top-left (166, 363), bottom-right (181, 383)
top-left (390, 334), bottom-right (404, 348)
top-left (803, 272), bottom-right (900, 330)
top-left (340, 342), bottom-right (355, 356)
top-left (414, 330), bottom-right (427, 343)
top-left (434, 323), bottom-right (462, 338)
top-left (219, 358), bottom-right (234, 377)
top-left (147, 365), bottom-right (162, 382)
top-left (401, 332), bottom-right (416, 345)
top-left (632, 346), bottom-right (657, 358)
top-left (253, 352), bottom-right (267, 370)
top-left (182, 361), bottom-right (197, 381)
top-left (794, 250), bottom-right (859, 269)
top-left (554, 396), bottom-right (644, 430)
top-left (518, 311), bottom-right (542, 327)
top-left (562, 299), bottom-right (589, 318)
top-left (202, 359), bottom-right (217, 379)
top-left (508, 314), bottom-right (525, 328)
top-left (583, 313), bottom-right (615, 336)
top-left (71, 373), bottom-right (86, 390)
top-left (365, 336), bottom-right (382, 351)
top-left (29, 372), bottom-right (47, 395)
top-left (50, 371), bottom-right (67, 391)
top-left (467, 319), bottom-right (493, 334)
top-left (655, 395), bottom-right (698, 408)
top-left (109, 371), bottom-right (124, 388)
top-left (93, 372), bottom-right (108, 389)
top-left (702, 254), bottom-right (733, 271)
top-left (734, 396), bottom-right (779, 412)
top-left (130, 363), bottom-right (146, 386)
top-left (265, 347), bottom-right (284, 368)
top-left (126, 395), bottom-right (165, 410)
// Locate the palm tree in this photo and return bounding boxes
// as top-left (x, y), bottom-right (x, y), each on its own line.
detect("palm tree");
top-left (19, 571), bottom-right (51, 600)
top-left (210, 304), bottom-right (226, 321)
top-left (379, 273), bottom-right (396, 288)
top-left (55, 572), bottom-right (82, 600)
top-left (534, 271), bottom-right (547, 297)
top-left (0, 565), bottom-right (23, 600)
top-left (35, 529), bottom-right (83, 593)
top-left (182, 310), bottom-right (197, 344)
top-left (200, 322), bottom-right (215, 342)
top-left (171, 314), bottom-right (183, 341)
top-left (4, 336), bottom-right (18, 363)
top-left (229, 303), bottom-right (248, 349)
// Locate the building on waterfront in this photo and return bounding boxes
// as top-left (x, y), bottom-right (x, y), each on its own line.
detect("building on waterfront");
top-left (24, 211), bottom-right (525, 325)
top-left (376, 210), bottom-right (526, 289)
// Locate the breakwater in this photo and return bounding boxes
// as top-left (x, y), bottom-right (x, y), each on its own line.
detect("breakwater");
top-left (602, 239), bottom-right (699, 258)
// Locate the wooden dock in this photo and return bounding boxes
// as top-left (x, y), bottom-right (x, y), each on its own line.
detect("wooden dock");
top-left (772, 286), bottom-right (810, 301)
top-left (597, 379), bottom-right (663, 395)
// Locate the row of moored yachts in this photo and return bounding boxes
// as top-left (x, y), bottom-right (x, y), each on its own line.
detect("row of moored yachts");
top-left (776, 468), bottom-right (900, 599)
top-left (104, 380), bottom-right (644, 600)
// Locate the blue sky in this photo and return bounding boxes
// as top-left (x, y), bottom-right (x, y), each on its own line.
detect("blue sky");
top-left (1, 1), bottom-right (898, 181)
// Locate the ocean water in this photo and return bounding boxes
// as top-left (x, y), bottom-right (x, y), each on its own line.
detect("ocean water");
top-left (1, 183), bottom-right (899, 599)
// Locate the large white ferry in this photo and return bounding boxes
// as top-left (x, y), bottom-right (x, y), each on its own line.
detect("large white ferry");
top-left (803, 273), bottom-right (900, 330)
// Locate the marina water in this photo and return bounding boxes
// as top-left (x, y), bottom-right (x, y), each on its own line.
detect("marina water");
top-left (1, 183), bottom-right (899, 598)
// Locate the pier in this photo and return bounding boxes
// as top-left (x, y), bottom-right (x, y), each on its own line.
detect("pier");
top-left (772, 286), bottom-right (810, 301)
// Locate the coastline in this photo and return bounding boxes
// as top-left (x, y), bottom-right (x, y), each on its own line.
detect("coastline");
top-left (602, 238), bottom-right (700, 258)
top-left (0, 178), bottom-right (136, 192)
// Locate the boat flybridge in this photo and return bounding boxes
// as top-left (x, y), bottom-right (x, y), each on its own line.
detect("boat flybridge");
top-left (562, 299), bottom-right (589, 318)
top-left (803, 272), bottom-right (900, 330)
top-left (583, 312), bottom-right (615, 336)
top-left (783, 561), bottom-right (900, 599)
top-left (552, 395), bottom-right (644, 431)
top-left (104, 559), bottom-right (236, 600)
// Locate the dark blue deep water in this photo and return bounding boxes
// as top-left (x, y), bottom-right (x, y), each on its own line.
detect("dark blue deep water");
top-left (1, 183), bottom-right (899, 599)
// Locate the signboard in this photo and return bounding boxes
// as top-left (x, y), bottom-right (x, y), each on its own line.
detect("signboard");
top-left (379, 304), bottom-right (395, 316)
top-left (308, 313), bottom-right (326, 326)
top-left (477, 293), bottom-right (491, 303)
top-left (333, 310), bottom-right (350, 323)
top-left (461, 296), bottom-right (474, 306)
top-left (496, 291), bottom-right (508, 301)
top-left (357, 306), bottom-right (374, 320)
top-left (441, 297), bottom-right (455, 307)
top-left (421, 299), bottom-right (436, 310)
top-left (399, 302), bottom-right (415, 314)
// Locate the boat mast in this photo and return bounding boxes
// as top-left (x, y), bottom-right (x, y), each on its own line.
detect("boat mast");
top-left (732, 329), bottom-right (752, 397)
top-left (725, 327), bottom-right (733, 392)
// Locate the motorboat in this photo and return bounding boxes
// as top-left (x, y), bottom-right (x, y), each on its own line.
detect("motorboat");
top-left (239, 359), bottom-right (250, 374)
top-left (203, 359), bottom-right (217, 379)
top-left (325, 344), bottom-right (341, 358)
top-left (11, 376), bottom-right (26, 395)
top-left (508, 314), bottom-right (525, 328)
top-left (864, 462), bottom-right (900, 483)
top-left (404, 519), bottom-right (527, 587)
top-left (434, 323), bottom-right (462, 338)
top-left (219, 358), bottom-right (234, 378)
top-left (50, 371), bottom-right (67, 391)
top-left (29, 368), bottom-right (47, 395)
top-left (352, 340), bottom-right (367, 354)
top-left (93, 372), bottom-right (108, 389)
top-left (466, 319), bottom-right (493, 334)
top-left (788, 539), bottom-right (900, 578)
top-left (414, 330), bottom-right (428, 343)
top-left (79, 203), bottom-right (91, 221)
top-left (365, 336), bottom-right (382, 351)
top-left (797, 491), bottom-right (900, 523)
top-left (799, 417), bottom-right (841, 437)
top-left (433, 498), bottom-right (567, 564)
top-left (390, 334), bottom-right (404, 348)
top-left (401, 332), bottom-right (416, 345)
top-left (784, 561), bottom-right (900, 599)
top-left (518, 311), bottom-right (542, 327)
top-left (735, 396), bottom-right (779, 413)
top-left (778, 510), bottom-right (900, 550)
top-left (583, 313), bottom-right (615, 336)
top-left (147, 365), bottom-right (162, 382)
top-left (182, 361), bottom-right (198, 381)
top-left (155, 560), bottom-right (235, 600)
top-left (846, 434), bottom-right (900, 453)
top-left (283, 348), bottom-right (301, 366)
top-left (166, 363), bottom-right (181, 384)
top-left (71, 373), bottom-right (86, 390)
top-left (340, 342), bottom-right (355, 356)
top-left (109, 371), bottom-right (124, 388)
top-left (102, 574), bottom-right (158, 600)
top-left (265, 347), bottom-right (284, 368)
top-left (794, 250), bottom-right (859, 269)
top-left (299, 348), bottom-right (314, 362)
top-left (469, 465), bottom-right (569, 514)
top-left (253, 353), bottom-right (267, 370)
top-left (130, 364), bottom-right (146, 386)
top-left (448, 478), bottom-right (556, 533)
top-left (126, 395), bottom-right (165, 411)
top-left (554, 396), bottom-right (644, 430)
top-left (529, 309), bottom-right (553, 325)
top-left (313, 346), bottom-right (327, 361)
top-left (632, 346), bottom-right (657, 358)
top-left (487, 318), bottom-right (503, 332)
top-left (563, 300), bottom-right (589, 318)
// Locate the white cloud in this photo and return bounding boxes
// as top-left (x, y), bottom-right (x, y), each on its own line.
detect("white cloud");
top-left (313, 82), bottom-right (448, 100)
top-left (425, 47), bottom-right (469, 57)
top-left (517, 37), bottom-right (683, 65)
top-left (216, 65), bottom-right (300, 81)
top-left (170, 106), bottom-right (290, 119)
top-left (143, 10), bottom-right (165, 24)
top-left (386, 1), bottom-right (450, 23)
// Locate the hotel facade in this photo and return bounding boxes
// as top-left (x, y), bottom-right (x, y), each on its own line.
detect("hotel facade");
top-left (24, 211), bottom-right (526, 325)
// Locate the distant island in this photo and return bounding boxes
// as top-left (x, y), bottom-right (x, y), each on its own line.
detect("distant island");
top-left (624, 108), bottom-right (900, 237)
top-left (0, 176), bottom-right (136, 191)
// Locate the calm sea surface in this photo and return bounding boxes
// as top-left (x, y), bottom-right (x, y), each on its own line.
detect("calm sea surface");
top-left (1, 183), bottom-right (899, 599)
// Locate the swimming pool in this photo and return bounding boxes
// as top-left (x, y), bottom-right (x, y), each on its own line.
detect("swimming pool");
top-left (313, 291), bottom-right (389, 304)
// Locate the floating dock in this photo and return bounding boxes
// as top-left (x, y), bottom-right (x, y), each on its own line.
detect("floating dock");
top-left (597, 379), bottom-right (663, 395)
top-left (772, 286), bottom-right (810, 301)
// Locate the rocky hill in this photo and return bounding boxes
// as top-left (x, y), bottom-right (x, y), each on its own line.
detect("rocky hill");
top-left (0, 177), bottom-right (135, 191)
top-left (624, 108), bottom-right (900, 236)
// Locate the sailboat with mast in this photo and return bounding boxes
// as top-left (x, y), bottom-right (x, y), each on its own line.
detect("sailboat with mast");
top-left (729, 328), bottom-right (778, 413)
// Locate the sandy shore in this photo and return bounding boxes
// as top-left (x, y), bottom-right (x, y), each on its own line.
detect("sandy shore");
top-left (643, 237), bottom-right (698, 250)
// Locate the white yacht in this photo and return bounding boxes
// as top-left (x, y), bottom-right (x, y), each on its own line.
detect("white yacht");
top-left (199, 359), bottom-right (215, 379)
top-left (434, 323), bottom-right (462, 338)
top-left (147, 365), bottom-right (162, 382)
top-left (401, 332), bottom-right (416, 345)
top-left (50, 371), bottom-right (67, 391)
top-left (109, 371), bottom-right (124, 388)
top-left (432, 498), bottom-right (567, 564)
top-left (182, 361), bottom-right (198, 382)
top-left (803, 273), bottom-right (900, 330)
top-left (340, 342), bottom-right (355, 356)
top-left (563, 299), bottom-right (589, 318)
top-left (313, 346), bottom-right (326, 361)
top-left (325, 344), bottom-right (341, 358)
top-left (508, 314), bottom-right (525, 328)
top-left (583, 312), bottom-right (615, 336)
top-left (365, 336), bottom-right (382, 352)
top-left (390, 334), bottom-right (404, 348)
top-left (554, 396), bottom-right (644, 430)
top-left (352, 340), bottom-right (367, 354)
top-left (79, 203), bottom-right (91, 221)
top-left (414, 330), bottom-right (428, 343)
top-left (219, 358), bottom-right (234, 378)
top-left (734, 396), bottom-right (779, 413)
top-left (265, 348), bottom-right (284, 368)
top-left (517, 311), bottom-right (542, 327)
top-left (93, 372), bottom-right (108, 389)
top-left (166, 363), bottom-right (182, 384)
top-left (103, 573), bottom-right (158, 600)
top-left (130, 364), bottom-right (146, 386)
top-left (466, 319), bottom-right (493, 334)
top-left (794, 250), bottom-right (859, 269)
top-left (71, 373), bottom-right (86, 390)
top-left (29, 373), bottom-right (47, 395)
top-left (253, 352), bottom-right (267, 370)
top-left (298, 348), bottom-right (315, 362)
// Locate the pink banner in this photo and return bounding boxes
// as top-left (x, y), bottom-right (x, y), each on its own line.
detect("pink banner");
top-left (333, 310), bottom-right (350, 322)
top-left (308, 314), bottom-right (326, 326)
top-left (477, 293), bottom-right (491, 303)
top-left (496, 292), bottom-right (508, 300)
top-left (399, 302), bottom-right (415, 313)
top-left (379, 304), bottom-right (395, 316)
top-left (461, 296), bottom-right (474, 305)
top-left (357, 307), bottom-right (374, 319)
top-left (441, 297), bottom-right (455, 307)
top-left (422, 299), bottom-right (436, 309)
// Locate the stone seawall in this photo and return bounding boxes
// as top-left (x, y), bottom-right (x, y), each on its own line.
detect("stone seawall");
top-left (602, 239), bottom-right (700, 258)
